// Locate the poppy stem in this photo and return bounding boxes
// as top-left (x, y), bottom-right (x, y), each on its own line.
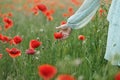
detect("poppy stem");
top-left (13, 58), bottom-right (17, 77)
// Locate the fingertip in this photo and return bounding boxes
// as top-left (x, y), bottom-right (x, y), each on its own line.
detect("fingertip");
top-left (56, 27), bottom-right (61, 30)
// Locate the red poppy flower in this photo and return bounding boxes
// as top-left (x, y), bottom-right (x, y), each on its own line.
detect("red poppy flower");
top-left (29, 40), bottom-right (42, 49)
top-left (54, 32), bottom-right (63, 39)
top-left (62, 13), bottom-right (69, 17)
top-left (4, 23), bottom-right (12, 30)
top-left (1, 35), bottom-right (11, 42)
top-left (13, 35), bottom-right (22, 44)
top-left (47, 16), bottom-right (53, 21)
top-left (32, 6), bottom-right (39, 15)
top-left (71, 0), bottom-right (80, 6)
top-left (0, 34), bottom-right (10, 42)
top-left (68, 7), bottom-right (74, 13)
top-left (49, 9), bottom-right (55, 15)
top-left (99, 8), bottom-right (104, 16)
top-left (115, 72), bottom-right (120, 80)
top-left (3, 17), bottom-right (13, 30)
top-left (0, 34), bottom-right (3, 40)
top-left (26, 48), bottom-right (36, 55)
top-left (78, 35), bottom-right (85, 41)
top-left (43, 9), bottom-right (54, 17)
top-left (44, 10), bottom-right (52, 17)
top-left (37, 4), bottom-right (47, 12)
top-left (57, 74), bottom-right (76, 80)
top-left (0, 54), bottom-right (3, 59)
top-left (3, 17), bottom-right (11, 23)
top-left (38, 64), bottom-right (57, 80)
top-left (60, 21), bottom-right (67, 25)
top-left (8, 12), bottom-right (13, 17)
top-left (6, 48), bottom-right (21, 58)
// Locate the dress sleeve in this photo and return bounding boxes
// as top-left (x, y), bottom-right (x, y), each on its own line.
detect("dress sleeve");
top-left (66, 0), bottom-right (100, 29)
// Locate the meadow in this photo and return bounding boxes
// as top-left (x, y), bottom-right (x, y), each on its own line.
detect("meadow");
top-left (0, 0), bottom-right (120, 80)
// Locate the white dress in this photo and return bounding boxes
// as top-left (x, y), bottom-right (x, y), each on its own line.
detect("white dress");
top-left (66, 0), bottom-right (120, 66)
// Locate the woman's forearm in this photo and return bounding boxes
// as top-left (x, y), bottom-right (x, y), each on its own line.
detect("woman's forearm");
top-left (66, 0), bottom-right (100, 29)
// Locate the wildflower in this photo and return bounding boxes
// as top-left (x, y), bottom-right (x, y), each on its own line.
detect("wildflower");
top-left (3, 17), bottom-right (13, 30)
top-left (68, 7), bottom-right (74, 13)
top-left (78, 35), bottom-right (85, 41)
top-left (72, 58), bottom-right (82, 66)
top-left (0, 34), bottom-right (11, 43)
top-left (44, 10), bottom-right (52, 17)
top-left (60, 21), bottom-right (66, 25)
top-left (8, 12), bottom-right (13, 17)
top-left (99, 8), bottom-right (104, 16)
top-left (62, 13), bottom-right (69, 17)
top-left (2, 35), bottom-right (11, 43)
top-left (32, 6), bottom-right (39, 15)
top-left (13, 35), bottom-right (22, 44)
top-left (54, 32), bottom-right (63, 39)
top-left (37, 4), bottom-right (47, 12)
top-left (115, 72), bottom-right (120, 80)
top-left (47, 16), bottom-right (53, 21)
top-left (44, 9), bottom-right (54, 17)
top-left (39, 29), bottom-right (44, 32)
top-left (29, 39), bottom-right (42, 49)
top-left (0, 34), bottom-right (3, 40)
top-left (38, 64), bottom-right (57, 80)
top-left (0, 54), bottom-right (3, 59)
top-left (68, 7), bottom-right (74, 16)
top-left (71, 0), bottom-right (80, 6)
top-left (49, 9), bottom-right (55, 15)
top-left (57, 74), bottom-right (76, 80)
top-left (26, 48), bottom-right (36, 55)
top-left (6, 48), bottom-right (21, 58)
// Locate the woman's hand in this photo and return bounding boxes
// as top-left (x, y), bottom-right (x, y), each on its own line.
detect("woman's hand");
top-left (56, 24), bottom-right (72, 40)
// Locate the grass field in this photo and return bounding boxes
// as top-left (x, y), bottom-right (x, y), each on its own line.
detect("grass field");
top-left (0, 0), bottom-right (120, 80)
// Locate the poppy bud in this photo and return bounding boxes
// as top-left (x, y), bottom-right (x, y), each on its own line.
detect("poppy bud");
top-left (78, 35), bottom-right (85, 41)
